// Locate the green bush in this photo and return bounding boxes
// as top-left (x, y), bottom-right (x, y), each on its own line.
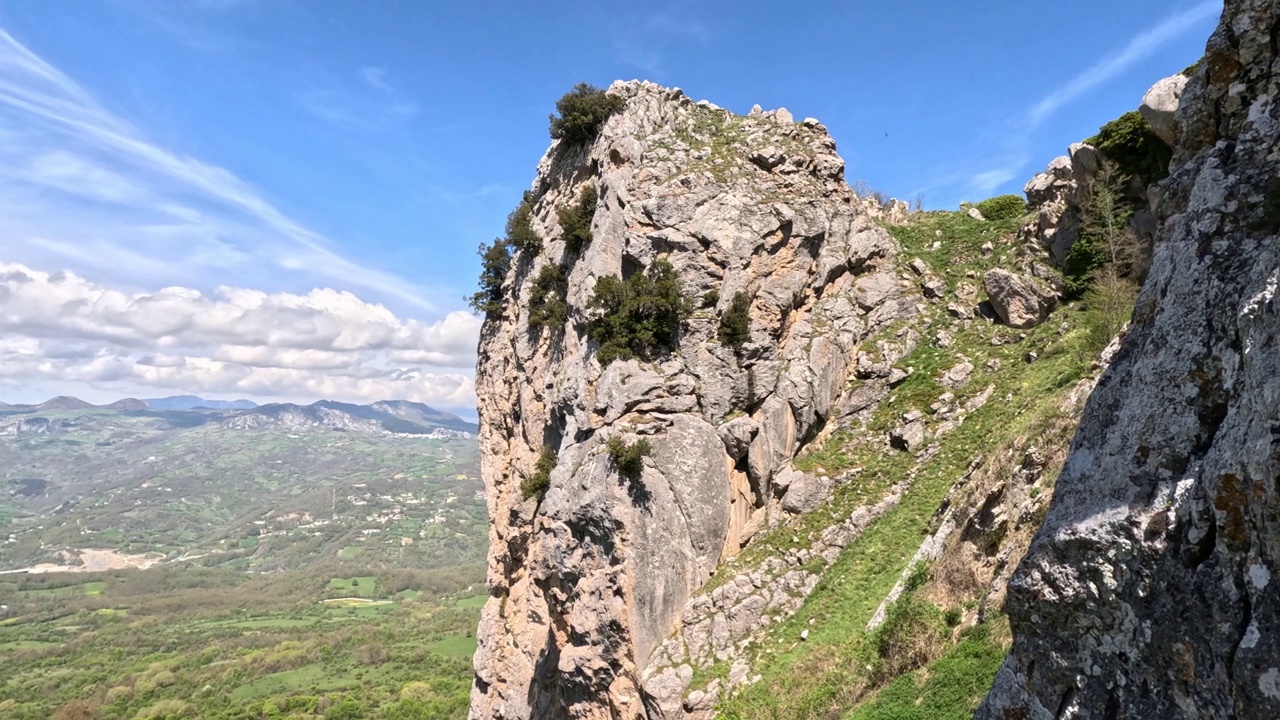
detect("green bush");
top-left (606, 436), bottom-right (651, 481)
top-left (528, 264), bottom-right (568, 330)
top-left (558, 185), bottom-right (598, 255)
top-left (1064, 162), bottom-right (1136, 297)
top-left (701, 289), bottom-right (720, 308)
top-left (1087, 111), bottom-right (1173, 185)
top-left (467, 240), bottom-right (511, 317)
top-left (506, 192), bottom-right (541, 254)
top-left (586, 259), bottom-right (693, 364)
top-left (520, 446), bottom-right (557, 502)
top-left (871, 593), bottom-right (948, 683)
top-left (1079, 268), bottom-right (1138, 358)
top-left (549, 83), bottom-right (626, 144)
top-left (973, 194), bottom-right (1026, 221)
top-left (717, 292), bottom-right (752, 348)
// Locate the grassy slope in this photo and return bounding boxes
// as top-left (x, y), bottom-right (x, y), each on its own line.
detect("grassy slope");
top-left (709, 212), bottom-right (1103, 718)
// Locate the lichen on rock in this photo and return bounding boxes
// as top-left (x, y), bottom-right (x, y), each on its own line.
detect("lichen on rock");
top-left (978, 1), bottom-right (1280, 716)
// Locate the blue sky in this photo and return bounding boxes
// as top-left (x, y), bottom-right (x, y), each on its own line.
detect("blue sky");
top-left (0, 0), bottom-right (1220, 410)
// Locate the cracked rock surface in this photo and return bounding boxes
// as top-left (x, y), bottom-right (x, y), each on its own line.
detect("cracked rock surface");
top-left (469, 81), bottom-right (917, 720)
top-left (978, 1), bottom-right (1280, 717)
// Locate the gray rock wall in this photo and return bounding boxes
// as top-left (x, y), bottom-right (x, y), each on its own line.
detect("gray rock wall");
top-left (470, 82), bottom-right (917, 719)
top-left (978, 1), bottom-right (1280, 717)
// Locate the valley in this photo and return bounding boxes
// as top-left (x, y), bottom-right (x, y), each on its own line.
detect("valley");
top-left (0, 397), bottom-right (487, 719)
top-left (0, 399), bottom-right (484, 573)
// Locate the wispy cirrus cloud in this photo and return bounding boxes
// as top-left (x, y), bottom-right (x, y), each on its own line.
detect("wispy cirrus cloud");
top-left (296, 65), bottom-right (419, 131)
top-left (943, 1), bottom-right (1220, 203)
top-left (1026, 1), bottom-right (1220, 127)
top-left (0, 27), bottom-right (434, 311)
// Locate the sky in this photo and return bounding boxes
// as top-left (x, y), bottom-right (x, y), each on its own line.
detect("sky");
top-left (0, 0), bottom-right (1220, 414)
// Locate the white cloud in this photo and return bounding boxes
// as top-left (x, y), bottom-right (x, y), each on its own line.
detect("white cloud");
top-left (1027, 1), bottom-right (1221, 127)
top-left (0, 26), bottom-right (436, 311)
top-left (953, 1), bottom-right (1220, 201)
top-left (970, 162), bottom-right (1028, 195)
top-left (0, 262), bottom-right (480, 408)
top-left (296, 65), bottom-right (419, 131)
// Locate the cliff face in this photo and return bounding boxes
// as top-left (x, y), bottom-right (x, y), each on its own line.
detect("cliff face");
top-left (470, 83), bottom-right (916, 719)
top-left (979, 1), bottom-right (1280, 717)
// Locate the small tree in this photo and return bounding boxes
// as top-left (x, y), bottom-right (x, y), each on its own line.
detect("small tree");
top-left (586, 259), bottom-right (693, 364)
top-left (506, 192), bottom-right (541, 254)
top-left (717, 292), bottom-right (751, 349)
top-left (1065, 161), bottom-right (1141, 297)
top-left (549, 83), bottom-right (626, 144)
top-left (468, 240), bottom-right (511, 317)
top-left (606, 436), bottom-right (651, 481)
top-left (558, 185), bottom-right (598, 255)
top-left (528, 263), bottom-right (568, 330)
top-left (1081, 265), bottom-right (1138, 357)
top-left (520, 446), bottom-right (557, 502)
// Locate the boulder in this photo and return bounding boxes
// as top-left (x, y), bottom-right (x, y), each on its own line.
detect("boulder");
top-left (889, 420), bottom-right (926, 452)
top-left (983, 268), bottom-right (1058, 329)
top-left (777, 467), bottom-right (835, 514)
top-left (1139, 73), bottom-right (1189, 147)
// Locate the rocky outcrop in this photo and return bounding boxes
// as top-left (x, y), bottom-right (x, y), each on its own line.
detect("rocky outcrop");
top-left (1019, 70), bottom-right (1188, 273)
top-left (1140, 73), bottom-right (1189, 147)
top-left (470, 82), bottom-right (918, 719)
top-left (979, 1), bottom-right (1280, 717)
top-left (1019, 144), bottom-right (1098, 265)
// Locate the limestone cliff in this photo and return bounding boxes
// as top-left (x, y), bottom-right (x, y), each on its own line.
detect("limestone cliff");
top-left (978, 0), bottom-right (1280, 717)
top-left (470, 82), bottom-right (918, 719)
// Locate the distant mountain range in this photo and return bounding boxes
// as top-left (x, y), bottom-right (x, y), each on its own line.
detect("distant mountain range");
top-left (144, 395), bottom-right (258, 410)
top-left (0, 396), bottom-right (477, 436)
top-left (0, 395), bottom-right (484, 575)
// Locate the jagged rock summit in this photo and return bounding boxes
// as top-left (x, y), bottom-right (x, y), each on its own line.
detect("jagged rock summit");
top-left (978, 0), bottom-right (1280, 717)
top-left (470, 81), bottom-right (921, 719)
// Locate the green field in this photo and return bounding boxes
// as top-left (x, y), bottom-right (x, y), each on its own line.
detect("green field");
top-left (0, 563), bottom-right (483, 720)
top-left (427, 634), bottom-right (478, 658)
top-left (326, 575), bottom-right (377, 598)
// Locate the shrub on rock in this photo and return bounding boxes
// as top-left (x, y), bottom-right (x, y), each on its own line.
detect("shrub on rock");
top-left (549, 83), bottom-right (626, 144)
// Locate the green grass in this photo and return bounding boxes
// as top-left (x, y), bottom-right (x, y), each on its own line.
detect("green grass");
top-left (326, 575), bottom-right (377, 598)
top-left (230, 664), bottom-right (351, 699)
top-left (195, 617), bottom-right (321, 630)
top-left (703, 210), bottom-right (1094, 718)
top-left (427, 634), bottom-right (478, 657)
top-left (847, 622), bottom-right (1009, 720)
top-left (454, 594), bottom-right (487, 608)
top-left (17, 581), bottom-right (102, 598)
top-left (0, 640), bottom-right (61, 651)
